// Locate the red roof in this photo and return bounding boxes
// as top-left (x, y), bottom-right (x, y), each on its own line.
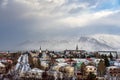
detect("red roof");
top-left (65, 59), bottom-right (76, 63)
top-left (86, 58), bottom-right (92, 61)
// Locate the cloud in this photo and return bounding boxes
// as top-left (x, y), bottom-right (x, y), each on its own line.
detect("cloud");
top-left (0, 0), bottom-right (120, 31)
top-left (48, 10), bottom-right (119, 29)
top-left (5, 0), bottom-right (118, 31)
top-left (0, 0), bottom-right (120, 50)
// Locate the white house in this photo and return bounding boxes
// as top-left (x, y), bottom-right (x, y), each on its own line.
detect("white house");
top-left (85, 66), bottom-right (97, 75)
top-left (106, 66), bottom-right (120, 80)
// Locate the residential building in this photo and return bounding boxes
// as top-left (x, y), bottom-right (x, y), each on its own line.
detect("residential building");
top-left (85, 65), bottom-right (97, 75)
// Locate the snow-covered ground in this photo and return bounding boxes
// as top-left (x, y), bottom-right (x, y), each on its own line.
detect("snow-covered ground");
top-left (15, 54), bottom-right (31, 73)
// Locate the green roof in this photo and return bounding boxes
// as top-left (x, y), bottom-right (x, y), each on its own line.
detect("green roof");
top-left (75, 62), bottom-right (83, 68)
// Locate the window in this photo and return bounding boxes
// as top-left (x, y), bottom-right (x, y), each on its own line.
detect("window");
top-left (89, 68), bottom-right (92, 70)
top-left (32, 73), bottom-right (35, 75)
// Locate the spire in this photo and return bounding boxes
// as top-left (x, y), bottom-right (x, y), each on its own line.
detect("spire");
top-left (40, 46), bottom-right (41, 50)
top-left (39, 46), bottom-right (42, 53)
top-left (76, 44), bottom-right (78, 51)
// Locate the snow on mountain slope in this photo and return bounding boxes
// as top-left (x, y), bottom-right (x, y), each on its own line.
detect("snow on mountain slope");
top-left (78, 36), bottom-right (115, 51)
top-left (91, 34), bottom-right (120, 50)
top-left (16, 34), bottom-right (120, 51)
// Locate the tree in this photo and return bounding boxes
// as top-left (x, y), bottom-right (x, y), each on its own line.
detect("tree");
top-left (95, 52), bottom-right (100, 58)
top-left (116, 53), bottom-right (118, 59)
top-left (109, 52), bottom-right (113, 61)
top-left (28, 54), bottom-right (34, 68)
top-left (35, 58), bottom-right (42, 69)
top-left (97, 60), bottom-right (106, 77)
top-left (80, 63), bottom-right (86, 76)
top-left (100, 54), bottom-right (105, 58)
top-left (104, 55), bottom-right (110, 67)
top-left (81, 54), bottom-right (86, 58)
top-left (87, 72), bottom-right (96, 80)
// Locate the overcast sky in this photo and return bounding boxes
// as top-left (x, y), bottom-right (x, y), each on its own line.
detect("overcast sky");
top-left (0, 0), bottom-right (120, 50)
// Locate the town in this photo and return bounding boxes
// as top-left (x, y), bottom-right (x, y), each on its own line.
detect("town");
top-left (0, 46), bottom-right (120, 80)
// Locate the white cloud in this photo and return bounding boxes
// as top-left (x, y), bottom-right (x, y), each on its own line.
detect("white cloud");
top-left (1, 0), bottom-right (120, 32)
top-left (0, 0), bottom-right (120, 50)
top-left (93, 11), bottom-right (120, 27)
top-left (57, 10), bottom-right (120, 28)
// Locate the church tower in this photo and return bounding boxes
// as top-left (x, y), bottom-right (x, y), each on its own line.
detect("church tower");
top-left (76, 44), bottom-right (78, 51)
top-left (39, 46), bottom-right (42, 53)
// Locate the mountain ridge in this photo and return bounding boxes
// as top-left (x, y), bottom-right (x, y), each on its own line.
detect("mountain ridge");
top-left (16, 34), bottom-right (120, 51)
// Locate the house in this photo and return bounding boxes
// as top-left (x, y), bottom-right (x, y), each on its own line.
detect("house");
top-left (29, 51), bottom-right (39, 58)
top-left (98, 51), bottom-right (117, 58)
top-left (55, 58), bottom-right (65, 63)
top-left (20, 68), bottom-right (44, 79)
top-left (96, 77), bottom-right (106, 80)
top-left (85, 65), bottom-right (97, 76)
top-left (114, 61), bottom-right (120, 67)
top-left (73, 58), bottom-right (90, 65)
top-left (92, 58), bottom-right (104, 66)
top-left (0, 62), bottom-right (6, 74)
top-left (114, 59), bottom-right (120, 67)
top-left (106, 66), bottom-right (120, 79)
top-left (64, 45), bottom-right (87, 58)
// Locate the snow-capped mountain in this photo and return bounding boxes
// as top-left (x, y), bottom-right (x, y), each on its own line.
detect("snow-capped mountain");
top-left (16, 34), bottom-right (120, 51)
top-left (91, 34), bottom-right (120, 50)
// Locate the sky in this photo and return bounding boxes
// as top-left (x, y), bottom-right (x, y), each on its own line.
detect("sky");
top-left (0, 0), bottom-right (120, 50)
